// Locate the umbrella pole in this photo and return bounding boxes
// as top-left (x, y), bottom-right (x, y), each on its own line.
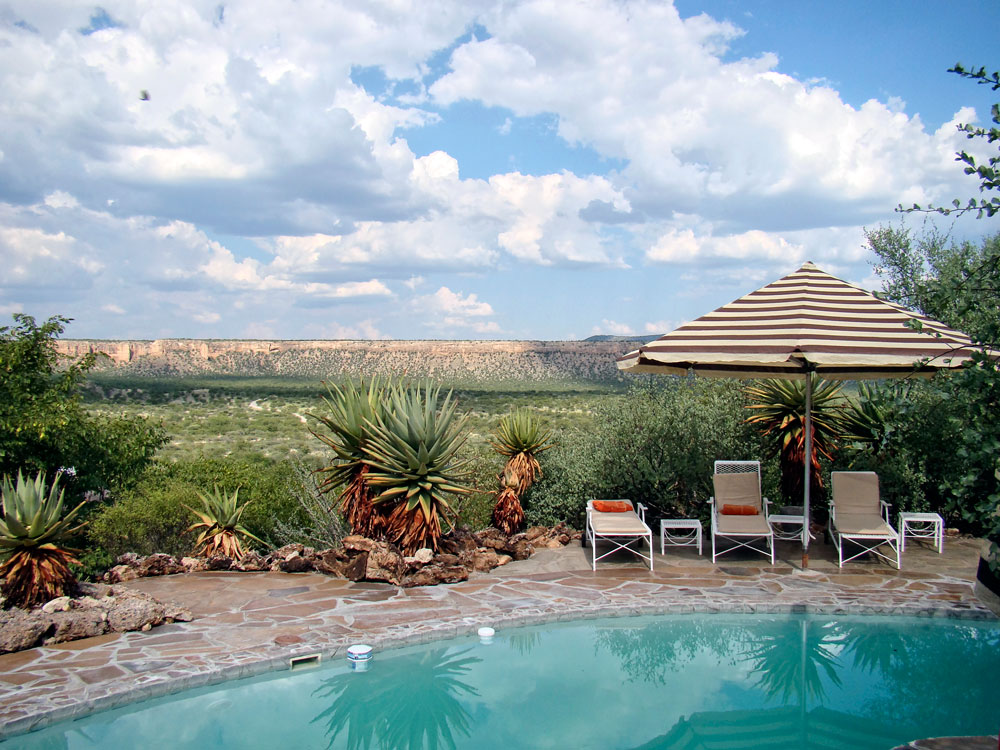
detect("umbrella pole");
top-left (802, 374), bottom-right (813, 569)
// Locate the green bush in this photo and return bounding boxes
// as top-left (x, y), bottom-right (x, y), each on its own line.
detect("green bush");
top-left (1, 314), bottom-right (167, 494)
top-left (87, 483), bottom-right (192, 558)
top-left (86, 457), bottom-right (315, 559)
top-left (453, 442), bottom-right (497, 531)
top-left (526, 377), bottom-right (765, 529)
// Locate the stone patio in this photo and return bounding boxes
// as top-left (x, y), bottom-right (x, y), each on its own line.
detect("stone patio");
top-left (0, 533), bottom-right (996, 741)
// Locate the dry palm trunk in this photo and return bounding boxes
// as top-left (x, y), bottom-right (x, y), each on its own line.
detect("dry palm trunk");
top-left (0, 547), bottom-right (80, 609)
top-left (492, 485), bottom-right (525, 535)
top-left (340, 465), bottom-right (387, 539)
top-left (383, 502), bottom-right (444, 555)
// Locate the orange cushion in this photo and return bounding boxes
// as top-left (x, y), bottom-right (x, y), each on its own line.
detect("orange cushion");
top-left (721, 504), bottom-right (759, 516)
top-left (593, 500), bottom-right (632, 513)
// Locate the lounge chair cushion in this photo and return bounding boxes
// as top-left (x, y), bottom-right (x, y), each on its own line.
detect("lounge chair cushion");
top-left (834, 513), bottom-right (894, 537)
top-left (831, 472), bottom-right (881, 515)
top-left (589, 511), bottom-right (649, 535)
top-left (721, 504), bottom-right (758, 516)
top-left (592, 500), bottom-right (632, 513)
top-left (714, 513), bottom-right (771, 535)
top-left (713, 472), bottom-right (762, 513)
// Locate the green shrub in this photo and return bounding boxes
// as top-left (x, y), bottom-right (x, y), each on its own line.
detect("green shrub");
top-left (86, 456), bottom-right (315, 560)
top-left (838, 378), bottom-right (967, 521)
top-left (526, 377), bottom-right (764, 529)
top-left (452, 442), bottom-right (497, 531)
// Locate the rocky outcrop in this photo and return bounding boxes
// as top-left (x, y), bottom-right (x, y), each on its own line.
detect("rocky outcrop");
top-left (100, 524), bottom-right (581, 589)
top-left (56, 339), bottom-right (634, 384)
top-left (0, 583), bottom-right (193, 655)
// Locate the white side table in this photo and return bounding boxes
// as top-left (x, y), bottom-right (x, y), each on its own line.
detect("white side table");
top-left (768, 513), bottom-right (806, 542)
top-left (898, 512), bottom-right (944, 553)
top-left (660, 519), bottom-right (702, 555)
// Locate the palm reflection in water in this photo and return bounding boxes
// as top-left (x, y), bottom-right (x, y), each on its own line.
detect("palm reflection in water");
top-left (312, 647), bottom-right (480, 750)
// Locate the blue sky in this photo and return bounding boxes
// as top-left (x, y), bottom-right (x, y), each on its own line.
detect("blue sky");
top-left (1, 1), bottom-right (998, 341)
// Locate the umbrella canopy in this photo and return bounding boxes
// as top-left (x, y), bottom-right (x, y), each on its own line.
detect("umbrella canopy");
top-left (618, 261), bottom-right (978, 379)
top-left (617, 261), bottom-right (982, 564)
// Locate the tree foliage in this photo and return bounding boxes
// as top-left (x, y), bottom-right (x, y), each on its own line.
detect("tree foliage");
top-left (0, 314), bottom-right (166, 494)
top-left (900, 63), bottom-right (1000, 218)
top-left (526, 378), bottom-right (765, 528)
top-left (862, 227), bottom-right (1000, 567)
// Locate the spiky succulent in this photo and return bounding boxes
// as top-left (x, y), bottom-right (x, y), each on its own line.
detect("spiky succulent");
top-left (489, 409), bottom-right (554, 534)
top-left (363, 382), bottom-right (473, 554)
top-left (0, 470), bottom-right (86, 608)
top-left (745, 375), bottom-right (854, 506)
top-left (185, 486), bottom-right (263, 560)
top-left (309, 378), bottom-right (392, 538)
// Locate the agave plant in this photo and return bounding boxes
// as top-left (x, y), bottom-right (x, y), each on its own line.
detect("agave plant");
top-left (489, 408), bottom-right (554, 534)
top-left (0, 470), bottom-right (86, 609)
top-left (745, 375), bottom-right (852, 507)
top-left (363, 382), bottom-right (473, 554)
top-left (309, 378), bottom-right (392, 539)
top-left (185, 486), bottom-right (263, 560)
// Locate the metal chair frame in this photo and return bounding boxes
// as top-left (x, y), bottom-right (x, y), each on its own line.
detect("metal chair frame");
top-left (709, 461), bottom-right (775, 565)
top-left (585, 499), bottom-right (654, 571)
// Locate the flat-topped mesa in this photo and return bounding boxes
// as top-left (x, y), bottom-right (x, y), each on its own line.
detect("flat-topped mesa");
top-left (55, 339), bottom-right (638, 383)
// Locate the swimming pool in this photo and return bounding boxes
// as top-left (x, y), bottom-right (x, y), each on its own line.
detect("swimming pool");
top-left (4, 613), bottom-right (998, 749)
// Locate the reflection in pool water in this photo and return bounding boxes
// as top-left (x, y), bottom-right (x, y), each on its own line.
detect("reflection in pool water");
top-left (3, 614), bottom-right (998, 749)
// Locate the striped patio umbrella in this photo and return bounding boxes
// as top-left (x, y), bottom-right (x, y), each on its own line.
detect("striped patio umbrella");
top-left (617, 261), bottom-right (981, 565)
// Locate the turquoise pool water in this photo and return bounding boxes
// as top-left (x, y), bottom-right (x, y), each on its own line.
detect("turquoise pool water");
top-left (4, 614), bottom-right (999, 749)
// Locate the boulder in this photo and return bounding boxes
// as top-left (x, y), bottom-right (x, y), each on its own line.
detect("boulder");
top-left (105, 564), bottom-right (140, 584)
top-left (181, 557), bottom-right (207, 573)
top-left (164, 603), bottom-right (194, 623)
top-left (364, 543), bottom-right (405, 585)
top-left (402, 564), bottom-right (470, 588)
top-left (236, 550), bottom-right (267, 571)
top-left (524, 526), bottom-right (548, 542)
top-left (279, 552), bottom-right (314, 574)
top-left (78, 582), bottom-right (112, 599)
top-left (338, 552), bottom-right (369, 582)
top-left (46, 609), bottom-right (108, 644)
top-left (272, 543), bottom-right (306, 559)
top-left (506, 539), bottom-right (534, 560)
top-left (115, 552), bottom-right (143, 567)
top-left (105, 589), bottom-right (166, 632)
top-left (342, 536), bottom-right (380, 553)
top-left (312, 548), bottom-right (349, 576)
top-left (439, 528), bottom-right (478, 555)
top-left (0, 609), bottom-right (50, 654)
top-left (412, 548), bottom-right (435, 565)
top-left (470, 548), bottom-right (503, 572)
top-left (205, 555), bottom-right (235, 571)
top-left (473, 528), bottom-right (508, 551)
top-left (41, 596), bottom-right (72, 614)
top-left (139, 553), bottom-right (185, 577)
top-left (434, 553), bottom-right (461, 566)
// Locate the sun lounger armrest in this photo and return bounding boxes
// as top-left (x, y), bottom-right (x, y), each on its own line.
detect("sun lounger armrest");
top-left (636, 503), bottom-right (648, 522)
top-left (880, 499), bottom-right (891, 523)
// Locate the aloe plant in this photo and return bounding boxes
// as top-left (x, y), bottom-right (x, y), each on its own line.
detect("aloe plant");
top-left (745, 375), bottom-right (853, 507)
top-left (309, 377), bottom-right (392, 538)
top-left (185, 486), bottom-right (263, 560)
top-left (363, 382), bottom-right (473, 554)
top-left (489, 408), bottom-right (554, 534)
top-left (0, 470), bottom-right (86, 608)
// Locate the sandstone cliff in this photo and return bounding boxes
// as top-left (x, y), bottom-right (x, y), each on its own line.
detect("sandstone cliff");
top-left (56, 339), bottom-right (641, 384)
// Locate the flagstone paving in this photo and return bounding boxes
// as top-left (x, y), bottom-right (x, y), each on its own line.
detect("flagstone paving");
top-left (0, 535), bottom-right (996, 740)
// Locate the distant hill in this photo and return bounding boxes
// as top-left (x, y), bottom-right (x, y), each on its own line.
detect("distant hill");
top-left (583, 334), bottom-right (660, 343)
top-left (57, 339), bottom-right (644, 384)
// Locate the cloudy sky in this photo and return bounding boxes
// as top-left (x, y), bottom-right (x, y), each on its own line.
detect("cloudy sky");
top-left (1, 1), bottom-right (998, 341)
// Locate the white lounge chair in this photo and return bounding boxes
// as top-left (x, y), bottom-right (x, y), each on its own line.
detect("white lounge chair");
top-left (585, 499), bottom-right (653, 571)
top-left (830, 471), bottom-right (900, 569)
top-left (709, 461), bottom-right (775, 565)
